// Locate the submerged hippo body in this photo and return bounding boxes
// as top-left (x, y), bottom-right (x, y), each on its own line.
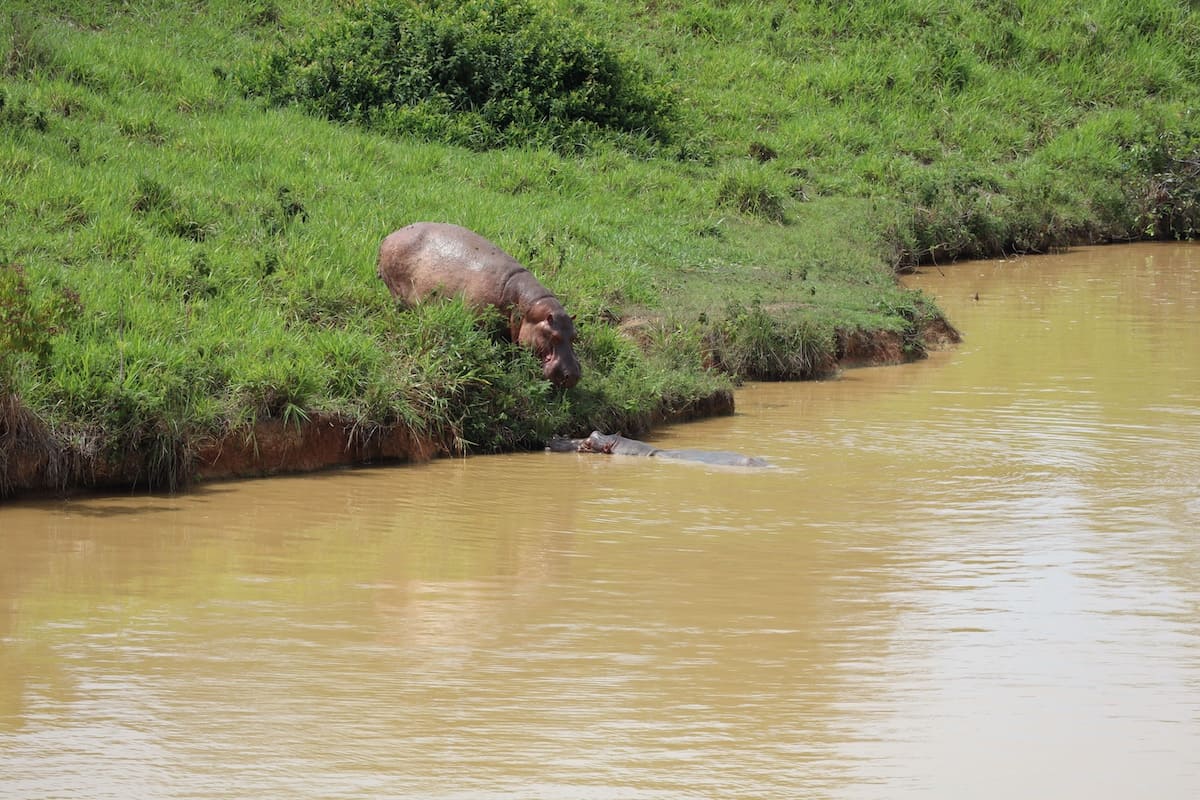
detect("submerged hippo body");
top-left (378, 222), bottom-right (581, 388)
top-left (548, 431), bottom-right (770, 468)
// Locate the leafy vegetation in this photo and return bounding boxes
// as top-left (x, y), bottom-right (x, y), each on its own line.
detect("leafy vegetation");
top-left (3, 0), bottom-right (1199, 493)
top-left (237, 0), bottom-right (681, 154)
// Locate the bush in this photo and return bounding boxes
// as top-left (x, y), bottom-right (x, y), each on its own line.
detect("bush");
top-left (238, 0), bottom-right (679, 153)
top-left (1137, 130), bottom-right (1200, 240)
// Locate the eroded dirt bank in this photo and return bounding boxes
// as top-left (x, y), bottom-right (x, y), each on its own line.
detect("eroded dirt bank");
top-left (0, 320), bottom-right (958, 499)
top-left (0, 389), bottom-right (739, 499)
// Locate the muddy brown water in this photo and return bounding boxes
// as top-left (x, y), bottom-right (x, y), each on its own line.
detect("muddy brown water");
top-left (2, 243), bottom-right (1199, 799)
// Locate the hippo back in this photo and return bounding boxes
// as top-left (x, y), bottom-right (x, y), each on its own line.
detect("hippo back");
top-left (377, 222), bottom-right (527, 309)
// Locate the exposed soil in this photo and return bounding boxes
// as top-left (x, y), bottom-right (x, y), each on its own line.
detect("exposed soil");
top-left (838, 315), bottom-right (962, 368)
top-left (192, 414), bottom-right (443, 482)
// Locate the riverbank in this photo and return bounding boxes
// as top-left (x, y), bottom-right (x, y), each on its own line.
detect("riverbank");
top-left (2, 1), bottom-right (1197, 498)
top-left (0, 315), bottom-right (959, 496)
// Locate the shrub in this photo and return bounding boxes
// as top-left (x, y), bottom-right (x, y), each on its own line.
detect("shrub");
top-left (238, 0), bottom-right (679, 153)
top-left (1137, 130), bottom-right (1200, 240)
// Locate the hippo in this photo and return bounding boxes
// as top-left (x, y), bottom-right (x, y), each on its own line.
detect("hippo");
top-left (378, 222), bottom-right (581, 388)
top-left (547, 431), bottom-right (770, 468)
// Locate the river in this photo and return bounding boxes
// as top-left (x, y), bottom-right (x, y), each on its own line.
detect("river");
top-left (2, 243), bottom-right (1198, 799)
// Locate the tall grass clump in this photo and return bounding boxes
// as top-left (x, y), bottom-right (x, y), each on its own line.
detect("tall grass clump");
top-left (385, 300), bottom-right (570, 452)
top-left (567, 321), bottom-right (730, 435)
top-left (709, 300), bottom-right (836, 381)
top-left (0, 262), bottom-right (73, 387)
top-left (0, 261), bottom-right (80, 493)
top-left (716, 164), bottom-right (788, 223)
top-left (237, 0), bottom-right (680, 153)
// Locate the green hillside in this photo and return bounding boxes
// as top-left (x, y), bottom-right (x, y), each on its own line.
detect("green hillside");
top-left (3, 0), bottom-right (1199, 492)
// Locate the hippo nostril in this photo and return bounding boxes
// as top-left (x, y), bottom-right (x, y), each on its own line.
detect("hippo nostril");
top-left (553, 368), bottom-right (579, 389)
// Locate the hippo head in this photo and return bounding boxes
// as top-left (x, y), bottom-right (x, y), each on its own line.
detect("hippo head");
top-left (518, 298), bottom-right (581, 388)
top-left (583, 431), bottom-right (618, 453)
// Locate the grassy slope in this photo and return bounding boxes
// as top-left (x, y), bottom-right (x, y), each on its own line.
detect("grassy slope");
top-left (3, 0), bottom-right (1199, 490)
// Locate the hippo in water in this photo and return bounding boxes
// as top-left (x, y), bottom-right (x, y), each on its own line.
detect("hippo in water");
top-left (378, 222), bottom-right (581, 388)
top-left (547, 431), bottom-right (770, 468)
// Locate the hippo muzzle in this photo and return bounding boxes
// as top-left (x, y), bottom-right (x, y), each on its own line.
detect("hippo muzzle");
top-left (543, 348), bottom-right (581, 388)
top-left (522, 301), bottom-right (581, 389)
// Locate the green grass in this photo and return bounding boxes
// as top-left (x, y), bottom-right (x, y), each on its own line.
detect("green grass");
top-left (4, 0), bottom-right (1200, 491)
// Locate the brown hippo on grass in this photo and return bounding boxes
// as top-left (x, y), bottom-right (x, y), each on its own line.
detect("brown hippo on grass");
top-left (378, 222), bottom-right (581, 388)
top-left (548, 431), bottom-right (770, 468)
